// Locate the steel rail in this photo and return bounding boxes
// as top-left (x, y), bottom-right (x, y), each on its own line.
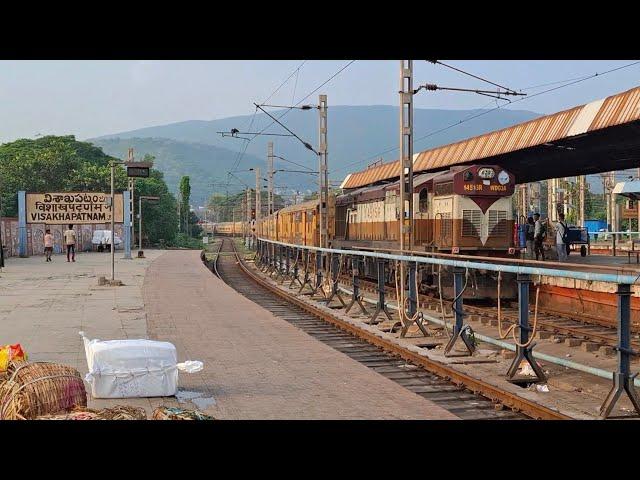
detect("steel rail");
top-left (212, 238), bottom-right (225, 278)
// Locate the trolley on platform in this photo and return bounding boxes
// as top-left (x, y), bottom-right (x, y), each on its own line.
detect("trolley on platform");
top-left (566, 226), bottom-right (589, 257)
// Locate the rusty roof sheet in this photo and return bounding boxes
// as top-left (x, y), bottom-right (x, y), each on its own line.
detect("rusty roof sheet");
top-left (340, 85), bottom-right (640, 190)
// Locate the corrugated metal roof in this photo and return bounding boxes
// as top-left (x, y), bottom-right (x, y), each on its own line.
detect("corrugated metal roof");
top-left (342, 160), bottom-right (401, 190)
top-left (613, 180), bottom-right (640, 195)
top-left (341, 85), bottom-right (640, 190)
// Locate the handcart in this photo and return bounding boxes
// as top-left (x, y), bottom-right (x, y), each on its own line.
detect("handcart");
top-left (566, 226), bottom-right (589, 257)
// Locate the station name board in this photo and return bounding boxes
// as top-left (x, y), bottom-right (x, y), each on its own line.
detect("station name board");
top-left (26, 192), bottom-right (124, 224)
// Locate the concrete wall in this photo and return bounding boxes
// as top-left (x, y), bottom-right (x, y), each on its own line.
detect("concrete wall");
top-left (1, 217), bottom-right (124, 257)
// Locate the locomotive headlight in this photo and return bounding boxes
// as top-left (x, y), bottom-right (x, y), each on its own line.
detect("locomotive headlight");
top-left (478, 167), bottom-right (495, 179)
top-left (498, 170), bottom-right (510, 185)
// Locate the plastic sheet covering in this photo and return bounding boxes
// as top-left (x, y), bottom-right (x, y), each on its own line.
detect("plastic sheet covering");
top-left (79, 331), bottom-right (203, 399)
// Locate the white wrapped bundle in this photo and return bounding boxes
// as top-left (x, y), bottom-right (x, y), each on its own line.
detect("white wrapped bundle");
top-left (79, 332), bottom-right (203, 398)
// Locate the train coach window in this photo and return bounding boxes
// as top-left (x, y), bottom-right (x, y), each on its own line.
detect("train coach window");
top-left (418, 188), bottom-right (428, 213)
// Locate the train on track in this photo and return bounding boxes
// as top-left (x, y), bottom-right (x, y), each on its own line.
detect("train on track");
top-left (213, 221), bottom-right (246, 236)
top-left (254, 164), bottom-right (519, 299)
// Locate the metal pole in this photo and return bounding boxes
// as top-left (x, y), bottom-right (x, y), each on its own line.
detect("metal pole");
top-left (319, 94), bottom-right (328, 250)
top-left (138, 195), bottom-right (142, 252)
top-left (609, 171), bottom-right (620, 236)
top-left (255, 167), bottom-right (261, 224)
top-left (110, 162), bottom-right (115, 281)
top-left (246, 188), bottom-right (251, 241)
top-left (268, 142), bottom-right (274, 215)
top-left (399, 60), bottom-right (414, 251)
top-left (579, 175), bottom-right (585, 227)
top-left (399, 60), bottom-right (414, 319)
top-left (128, 148), bottom-right (135, 249)
top-left (637, 168), bottom-right (640, 235)
top-left (123, 190), bottom-right (131, 259)
top-left (599, 283), bottom-right (640, 417)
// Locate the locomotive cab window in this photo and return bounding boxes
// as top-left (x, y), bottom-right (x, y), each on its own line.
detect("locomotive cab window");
top-left (418, 188), bottom-right (428, 213)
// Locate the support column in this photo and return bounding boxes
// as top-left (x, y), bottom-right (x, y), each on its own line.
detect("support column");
top-left (600, 283), bottom-right (640, 418)
top-left (398, 60), bottom-right (414, 323)
top-left (123, 190), bottom-right (132, 259)
top-left (267, 142), bottom-right (274, 216)
top-left (314, 250), bottom-right (324, 296)
top-left (298, 249), bottom-right (314, 294)
top-left (345, 257), bottom-right (368, 315)
top-left (18, 191), bottom-right (27, 258)
top-left (370, 259), bottom-right (393, 324)
top-left (578, 175), bottom-right (585, 228)
top-left (325, 252), bottom-right (346, 307)
top-left (444, 267), bottom-right (475, 356)
top-left (506, 274), bottom-right (546, 382)
top-left (400, 262), bottom-right (428, 338)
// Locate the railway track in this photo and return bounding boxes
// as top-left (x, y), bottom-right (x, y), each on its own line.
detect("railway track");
top-left (207, 237), bottom-right (538, 420)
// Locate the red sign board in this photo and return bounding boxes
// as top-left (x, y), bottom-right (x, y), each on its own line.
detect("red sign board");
top-left (453, 165), bottom-right (515, 197)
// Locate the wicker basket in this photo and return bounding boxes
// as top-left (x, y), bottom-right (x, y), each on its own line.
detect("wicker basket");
top-left (0, 361), bottom-right (87, 420)
top-left (37, 405), bottom-right (147, 420)
top-left (151, 406), bottom-right (215, 420)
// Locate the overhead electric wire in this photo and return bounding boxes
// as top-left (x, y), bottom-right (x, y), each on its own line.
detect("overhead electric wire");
top-left (333, 60), bottom-right (640, 176)
top-left (228, 61), bottom-right (307, 173)
top-left (431, 60), bottom-right (516, 93)
top-left (228, 61), bottom-right (355, 175)
top-left (255, 103), bottom-right (318, 153)
top-left (273, 155), bottom-right (315, 171)
top-left (262, 60), bottom-right (307, 105)
top-left (249, 60), bottom-right (356, 141)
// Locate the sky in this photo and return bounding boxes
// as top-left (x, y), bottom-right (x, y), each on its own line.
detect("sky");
top-left (0, 60), bottom-right (639, 144)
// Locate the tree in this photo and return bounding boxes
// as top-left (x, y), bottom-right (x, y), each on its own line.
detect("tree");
top-left (179, 176), bottom-right (191, 234)
top-left (0, 135), bottom-right (127, 217)
top-left (0, 135), bottom-right (178, 245)
top-left (134, 169), bottom-right (179, 246)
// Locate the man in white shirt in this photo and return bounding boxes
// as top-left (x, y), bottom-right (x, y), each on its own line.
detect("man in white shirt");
top-left (64, 224), bottom-right (77, 262)
top-left (555, 213), bottom-right (568, 262)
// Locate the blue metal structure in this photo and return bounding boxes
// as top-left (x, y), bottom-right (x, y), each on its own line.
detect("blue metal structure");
top-left (17, 191), bottom-right (27, 258)
top-left (255, 237), bottom-right (640, 418)
top-left (123, 190), bottom-right (132, 259)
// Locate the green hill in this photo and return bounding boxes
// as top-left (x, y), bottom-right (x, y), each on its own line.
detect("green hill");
top-left (91, 137), bottom-right (266, 206)
top-left (90, 105), bottom-right (543, 204)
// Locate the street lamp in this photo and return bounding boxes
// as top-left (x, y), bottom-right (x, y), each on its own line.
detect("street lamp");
top-left (108, 160), bottom-right (126, 282)
top-left (137, 195), bottom-right (160, 258)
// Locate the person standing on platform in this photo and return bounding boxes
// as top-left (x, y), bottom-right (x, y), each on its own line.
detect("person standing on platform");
top-left (526, 216), bottom-right (535, 259)
top-left (64, 224), bottom-right (76, 262)
top-left (556, 213), bottom-right (568, 262)
top-left (533, 213), bottom-right (545, 261)
top-left (44, 229), bottom-right (54, 262)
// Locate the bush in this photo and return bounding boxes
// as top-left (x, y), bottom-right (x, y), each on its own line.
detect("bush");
top-left (173, 233), bottom-right (204, 249)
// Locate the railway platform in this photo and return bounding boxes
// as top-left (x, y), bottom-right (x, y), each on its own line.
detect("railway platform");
top-left (0, 249), bottom-right (460, 419)
top-left (143, 250), bottom-right (458, 419)
top-left (0, 250), bottom-right (178, 415)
